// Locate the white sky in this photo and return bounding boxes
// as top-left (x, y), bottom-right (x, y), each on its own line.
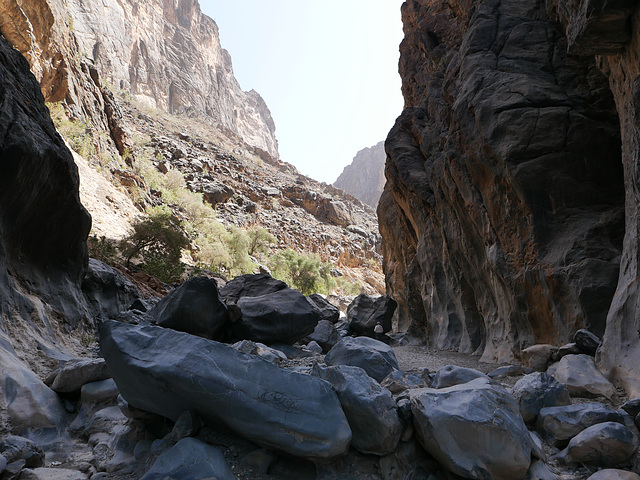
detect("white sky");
top-left (199, 0), bottom-right (405, 184)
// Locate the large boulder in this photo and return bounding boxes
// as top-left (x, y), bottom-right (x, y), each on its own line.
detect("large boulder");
top-left (512, 372), bottom-right (571, 425)
top-left (410, 378), bottom-right (532, 480)
top-left (587, 471), bottom-right (640, 480)
top-left (148, 276), bottom-right (228, 340)
top-left (311, 364), bottom-right (403, 456)
top-left (537, 403), bottom-right (627, 447)
top-left (431, 365), bottom-right (488, 389)
top-left (219, 273), bottom-right (288, 305)
top-left (573, 329), bottom-right (601, 356)
top-left (548, 354), bottom-right (616, 398)
top-left (99, 321), bottom-right (351, 459)
top-left (305, 320), bottom-right (339, 352)
top-left (307, 294), bottom-right (340, 323)
top-left (47, 358), bottom-right (110, 393)
top-left (560, 422), bottom-right (638, 467)
top-left (232, 288), bottom-right (320, 344)
top-left (140, 438), bottom-right (235, 480)
top-left (347, 294), bottom-right (396, 337)
top-left (325, 337), bottom-right (399, 382)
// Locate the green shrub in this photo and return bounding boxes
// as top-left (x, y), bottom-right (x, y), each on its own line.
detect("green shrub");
top-left (269, 249), bottom-right (335, 295)
top-left (119, 206), bottom-right (189, 283)
top-left (247, 227), bottom-right (277, 257)
top-left (47, 102), bottom-right (94, 157)
top-left (87, 235), bottom-right (120, 264)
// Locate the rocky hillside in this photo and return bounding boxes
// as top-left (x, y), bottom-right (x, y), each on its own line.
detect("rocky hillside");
top-left (380, 0), bottom-right (638, 387)
top-left (0, 0), bottom-right (277, 158)
top-left (334, 141), bottom-right (386, 208)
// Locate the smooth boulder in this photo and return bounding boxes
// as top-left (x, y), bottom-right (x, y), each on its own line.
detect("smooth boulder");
top-left (587, 470), bottom-right (640, 480)
top-left (548, 354), bottom-right (616, 398)
top-left (347, 294), bottom-right (396, 337)
top-left (410, 378), bottom-right (532, 480)
top-left (307, 294), bottom-right (340, 323)
top-left (560, 422), bottom-right (638, 467)
top-left (148, 276), bottom-right (228, 340)
top-left (219, 273), bottom-right (288, 304)
top-left (48, 358), bottom-right (110, 393)
top-left (431, 365), bottom-right (488, 389)
top-left (325, 337), bottom-right (399, 382)
top-left (311, 364), bottom-right (402, 456)
top-left (573, 329), bottom-right (601, 356)
top-left (140, 438), bottom-right (234, 480)
top-left (99, 320), bottom-right (351, 459)
top-left (512, 372), bottom-right (571, 424)
top-left (233, 288), bottom-right (320, 344)
top-left (537, 403), bottom-right (625, 446)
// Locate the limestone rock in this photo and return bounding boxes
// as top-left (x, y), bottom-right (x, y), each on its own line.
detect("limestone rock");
top-left (99, 320), bottom-right (351, 459)
top-left (560, 422), bottom-right (638, 467)
top-left (233, 288), bottom-right (320, 345)
top-left (537, 403), bottom-right (626, 447)
top-left (325, 337), bottom-right (400, 382)
top-left (346, 294), bottom-right (396, 338)
top-left (148, 276), bottom-right (229, 340)
top-left (512, 372), bottom-right (571, 425)
top-left (431, 365), bottom-right (488, 389)
top-left (334, 141), bottom-right (387, 208)
top-left (548, 354), bottom-right (616, 398)
top-left (140, 438), bottom-right (234, 480)
top-left (311, 363), bottom-right (402, 456)
top-left (522, 345), bottom-right (559, 372)
top-left (410, 378), bottom-right (532, 480)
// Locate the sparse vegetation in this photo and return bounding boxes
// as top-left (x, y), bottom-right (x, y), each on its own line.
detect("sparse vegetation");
top-left (269, 249), bottom-right (335, 295)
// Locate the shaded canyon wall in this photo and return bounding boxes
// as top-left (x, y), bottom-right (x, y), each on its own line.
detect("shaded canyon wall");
top-left (380, 0), bottom-right (630, 363)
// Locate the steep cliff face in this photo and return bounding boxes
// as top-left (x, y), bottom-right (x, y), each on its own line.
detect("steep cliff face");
top-left (334, 142), bottom-right (386, 208)
top-left (0, 34), bottom-right (91, 345)
top-left (0, 0), bottom-right (278, 159)
top-left (380, 0), bottom-right (626, 362)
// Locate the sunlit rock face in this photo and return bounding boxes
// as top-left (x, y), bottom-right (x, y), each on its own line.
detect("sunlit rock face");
top-left (334, 141), bottom-right (387, 208)
top-left (0, 0), bottom-right (278, 159)
top-left (380, 0), bottom-right (626, 362)
top-left (0, 34), bottom-right (91, 329)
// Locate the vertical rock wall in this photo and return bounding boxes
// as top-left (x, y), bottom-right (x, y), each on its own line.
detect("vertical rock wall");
top-left (380, 0), bottom-right (626, 362)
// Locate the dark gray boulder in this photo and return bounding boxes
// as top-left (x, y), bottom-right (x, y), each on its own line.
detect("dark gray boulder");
top-left (140, 437), bottom-right (234, 480)
top-left (537, 403), bottom-right (626, 446)
top-left (548, 354), bottom-right (616, 398)
top-left (347, 294), bottom-right (396, 337)
top-left (307, 294), bottom-right (340, 323)
top-left (233, 288), bottom-right (320, 344)
top-left (219, 273), bottom-right (288, 304)
top-left (559, 422), bottom-right (638, 467)
top-left (410, 378), bottom-right (532, 480)
top-left (512, 372), bottom-right (571, 424)
top-left (0, 436), bottom-right (44, 468)
top-left (311, 364), bottom-right (402, 456)
top-left (431, 365), bottom-right (488, 389)
top-left (325, 337), bottom-right (399, 382)
top-left (82, 259), bottom-right (142, 322)
top-left (99, 320), bottom-right (351, 459)
top-left (573, 329), bottom-right (601, 356)
top-left (148, 276), bottom-right (228, 340)
top-left (622, 398), bottom-right (640, 418)
top-left (305, 320), bottom-right (339, 352)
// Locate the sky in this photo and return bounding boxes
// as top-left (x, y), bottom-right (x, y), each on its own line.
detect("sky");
top-left (199, 0), bottom-right (405, 184)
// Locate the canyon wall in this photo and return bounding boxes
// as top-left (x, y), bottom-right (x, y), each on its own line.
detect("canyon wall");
top-left (0, 0), bottom-right (278, 158)
top-left (380, 0), bottom-right (628, 362)
top-left (334, 141), bottom-right (386, 208)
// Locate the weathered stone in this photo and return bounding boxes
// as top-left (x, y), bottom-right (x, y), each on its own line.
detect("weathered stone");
top-left (219, 273), bottom-right (288, 305)
top-left (311, 363), bottom-right (402, 456)
top-left (379, 439), bottom-right (438, 480)
top-left (305, 320), bottom-right (339, 352)
top-left (80, 379), bottom-right (119, 405)
top-left (573, 329), bottom-right (601, 356)
top-left (334, 141), bottom-right (387, 208)
top-left (233, 288), bottom-right (320, 344)
top-left (200, 181), bottom-right (233, 206)
top-left (537, 403), bottom-right (625, 446)
top-left (306, 294), bottom-right (340, 323)
top-left (488, 365), bottom-right (533, 379)
top-left (140, 438), bottom-right (234, 480)
top-left (548, 354), bottom-right (616, 398)
top-left (149, 276), bottom-right (229, 340)
top-left (49, 358), bottom-right (110, 393)
top-left (587, 470), bottom-right (640, 480)
top-left (522, 345), bottom-right (559, 372)
top-left (551, 343), bottom-right (582, 362)
top-left (622, 398), bottom-right (640, 418)
top-left (346, 294), bottom-right (396, 338)
top-left (512, 372), bottom-right (571, 424)
top-left (431, 365), bottom-right (488, 389)
top-left (410, 378), bottom-right (532, 480)
top-left (100, 320), bottom-right (351, 459)
top-left (325, 337), bottom-right (400, 382)
top-left (19, 468), bottom-right (87, 480)
top-left (232, 340), bottom-right (287, 364)
top-left (560, 422), bottom-right (638, 467)
top-left (0, 436), bottom-right (44, 468)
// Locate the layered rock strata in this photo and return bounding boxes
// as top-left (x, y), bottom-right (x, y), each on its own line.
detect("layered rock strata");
top-left (380, 0), bottom-right (626, 362)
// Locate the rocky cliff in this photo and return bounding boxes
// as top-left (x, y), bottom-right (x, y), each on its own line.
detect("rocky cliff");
top-left (0, 0), bottom-right (278, 159)
top-left (334, 142), bottom-right (387, 208)
top-left (380, 0), bottom-right (628, 362)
